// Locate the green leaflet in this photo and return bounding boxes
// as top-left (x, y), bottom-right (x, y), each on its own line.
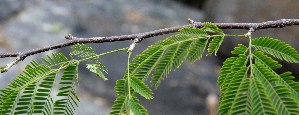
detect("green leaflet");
top-left (219, 54), bottom-right (248, 91)
top-left (0, 59), bottom-right (54, 115)
top-left (253, 63), bottom-right (299, 114)
top-left (110, 50), bottom-right (150, 115)
top-left (151, 34), bottom-right (194, 88)
top-left (0, 43), bottom-right (126, 115)
top-left (70, 43), bottom-right (96, 58)
top-left (218, 57), bottom-right (238, 85)
top-left (275, 72), bottom-right (299, 103)
top-left (207, 36), bottom-right (224, 56)
top-left (128, 97), bottom-right (148, 115)
top-left (218, 35), bottom-right (299, 114)
top-left (86, 64), bottom-right (108, 81)
top-left (218, 44), bottom-right (248, 86)
top-left (218, 67), bottom-right (249, 115)
top-left (109, 79), bottom-right (127, 115)
top-left (231, 44), bottom-right (248, 55)
top-left (249, 78), bottom-right (277, 115)
top-left (129, 77), bottom-right (153, 100)
top-left (187, 38), bottom-right (209, 62)
top-left (202, 22), bottom-right (224, 34)
top-left (229, 78), bottom-right (251, 115)
top-left (53, 65), bottom-right (80, 115)
top-left (126, 26), bottom-right (225, 89)
top-left (253, 50), bottom-right (282, 70)
top-left (0, 65), bottom-right (6, 69)
top-left (252, 37), bottom-right (299, 63)
top-left (14, 73), bottom-right (56, 115)
top-left (71, 43), bottom-right (108, 82)
top-left (204, 22), bottom-right (225, 56)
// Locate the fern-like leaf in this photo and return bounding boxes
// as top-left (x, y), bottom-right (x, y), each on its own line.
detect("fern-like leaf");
top-left (53, 65), bottom-right (80, 114)
top-left (219, 54), bottom-right (248, 91)
top-left (110, 79), bottom-right (127, 115)
top-left (250, 78), bottom-right (277, 115)
top-left (187, 38), bottom-right (208, 62)
top-left (253, 63), bottom-right (299, 114)
top-left (0, 59), bottom-right (54, 115)
top-left (207, 36), bottom-right (224, 56)
top-left (14, 73), bottom-right (57, 115)
top-left (202, 22), bottom-right (224, 34)
top-left (228, 78), bottom-right (251, 115)
top-left (0, 44), bottom-right (127, 115)
top-left (252, 37), bottom-right (299, 63)
top-left (253, 50), bottom-right (282, 70)
top-left (128, 96), bottom-right (148, 115)
top-left (231, 44), bottom-right (248, 55)
top-left (130, 77), bottom-right (153, 99)
top-left (41, 52), bottom-right (69, 66)
top-left (86, 64), bottom-right (108, 81)
top-left (218, 67), bottom-right (248, 115)
top-left (38, 73), bottom-right (56, 115)
top-left (180, 27), bottom-right (208, 38)
top-left (109, 95), bottom-right (126, 115)
top-left (70, 43), bottom-right (96, 58)
top-left (218, 44), bottom-right (248, 86)
top-left (127, 27), bottom-right (221, 89)
top-left (275, 72), bottom-right (299, 103)
top-left (151, 34), bottom-right (193, 88)
top-left (181, 27), bottom-right (209, 62)
top-left (203, 22), bottom-right (225, 56)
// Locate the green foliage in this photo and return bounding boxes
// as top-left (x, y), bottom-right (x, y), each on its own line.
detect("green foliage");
top-left (218, 34), bottom-right (299, 114)
top-left (110, 79), bottom-right (127, 115)
top-left (204, 22), bottom-right (225, 56)
top-left (53, 65), bottom-right (80, 115)
top-left (127, 25), bottom-right (224, 90)
top-left (0, 44), bottom-right (126, 114)
top-left (70, 43), bottom-right (96, 58)
top-left (110, 24), bottom-right (228, 114)
top-left (252, 37), bottom-right (299, 63)
top-left (249, 78), bottom-right (277, 115)
top-left (1, 22), bottom-right (299, 115)
top-left (86, 64), bottom-right (108, 81)
top-left (129, 77), bottom-right (153, 100)
top-left (128, 97), bottom-right (148, 115)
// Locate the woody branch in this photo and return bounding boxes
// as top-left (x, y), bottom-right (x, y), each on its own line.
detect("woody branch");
top-left (0, 19), bottom-right (299, 72)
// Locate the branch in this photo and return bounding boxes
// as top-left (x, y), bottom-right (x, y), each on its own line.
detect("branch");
top-left (1, 19), bottom-right (298, 72)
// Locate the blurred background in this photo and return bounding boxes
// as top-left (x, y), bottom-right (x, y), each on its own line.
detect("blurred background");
top-left (0, 0), bottom-right (299, 114)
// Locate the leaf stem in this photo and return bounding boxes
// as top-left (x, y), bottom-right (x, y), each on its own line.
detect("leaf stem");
top-left (248, 35), bottom-right (254, 78)
top-left (128, 52), bottom-right (132, 99)
top-left (127, 51), bottom-right (132, 114)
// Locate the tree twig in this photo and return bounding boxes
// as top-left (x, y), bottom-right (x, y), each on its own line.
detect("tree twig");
top-left (1, 19), bottom-right (299, 72)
